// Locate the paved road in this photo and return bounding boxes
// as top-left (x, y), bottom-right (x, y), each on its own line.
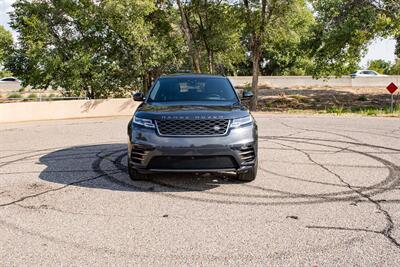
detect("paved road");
top-left (1, 115), bottom-right (399, 265)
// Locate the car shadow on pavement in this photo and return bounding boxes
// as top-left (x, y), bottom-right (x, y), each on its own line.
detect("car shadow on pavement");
top-left (38, 143), bottom-right (241, 192)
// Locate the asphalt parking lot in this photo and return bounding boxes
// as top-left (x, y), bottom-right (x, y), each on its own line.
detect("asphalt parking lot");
top-left (0, 114), bottom-right (399, 265)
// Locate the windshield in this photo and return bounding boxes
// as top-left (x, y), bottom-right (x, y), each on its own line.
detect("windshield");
top-left (147, 77), bottom-right (238, 102)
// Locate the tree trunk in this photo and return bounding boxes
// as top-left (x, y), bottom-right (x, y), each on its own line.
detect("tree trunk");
top-left (245, 0), bottom-right (268, 111)
top-left (177, 0), bottom-right (201, 73)
top-left (84, 84), bottom-right (94, 99)
top-left (250, 41), bottom-right (260, 111)
top-left (142, 74), bottom-right (149, 93)
top-left (208, 50), bottom-right (213, 74)
top-left (89, 88), bottom-right (95, 99)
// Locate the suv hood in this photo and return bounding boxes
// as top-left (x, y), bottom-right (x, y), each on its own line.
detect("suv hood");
top-left (135, 102), bottom-right (250, 120)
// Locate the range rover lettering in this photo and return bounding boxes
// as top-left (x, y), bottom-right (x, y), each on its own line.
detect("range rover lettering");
top-left (127, 74), bottom-right (258, 181)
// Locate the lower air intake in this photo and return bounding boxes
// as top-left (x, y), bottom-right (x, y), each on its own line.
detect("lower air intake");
top-left (147, 156), bottom-right (237, 170)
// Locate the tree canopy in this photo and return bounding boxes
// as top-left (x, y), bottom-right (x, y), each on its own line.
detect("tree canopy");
top-left (367, 59), bottom-right (392, 74)
top-left (2, 0), bottom-right (399, 103)
top-left (0, 25), bottom-right (13, 74)
top-left (308, 0), bottom-right (400, 76)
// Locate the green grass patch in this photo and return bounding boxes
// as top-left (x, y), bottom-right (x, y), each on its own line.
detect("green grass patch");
top-left (323, 104), bottom-right (400, 116)
top-left (326, 106), bottom-right (346, 115)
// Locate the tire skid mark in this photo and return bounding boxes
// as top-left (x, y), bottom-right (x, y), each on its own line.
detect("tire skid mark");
top-left (0, 169), bottom-right (121, 175)
top-left (0, 141), bottom-right (123, 164)
top-left (93, 139), bottom-right (399, 206)
top-left (1, 133), bottom-right (399, 249)
top-left (262, 140), bottom-right (398, 199)
top-left (0, 217), bottom-right (147, 258)
top-left (328, 127), bottom-right (400, 140)
top-left (278, 121), bottom-right (361, 142)
top-left (0, 171), bottom-right (120, 208)
top-left (1, 138), bottom-right (399, 206)
top-left (273, 139), bottom-right (400, 249)
top-left (95, 151), bottom-right (353, 202)
top-left (260, 136), bottom-right (400, 153)
top-left (260, 167), bottom-right (400, 191)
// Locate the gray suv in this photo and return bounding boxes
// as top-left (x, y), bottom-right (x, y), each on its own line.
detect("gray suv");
top-left (127, 74), bottom-right (258, 181)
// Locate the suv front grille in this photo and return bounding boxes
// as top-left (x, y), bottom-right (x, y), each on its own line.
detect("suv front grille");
top-left (155, 119), bottom-right (229, 136)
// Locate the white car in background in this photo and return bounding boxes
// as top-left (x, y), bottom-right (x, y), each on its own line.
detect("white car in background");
top-left (0, 77), bottom-right (21, 82)
top-left (350, 70), bottom-right (387, 78)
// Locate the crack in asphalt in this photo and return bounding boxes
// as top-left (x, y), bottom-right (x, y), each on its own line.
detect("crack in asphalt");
top-left (261, 136), bottom-right (400, 153)
top-left (278, 121), bottom-right (361, 142)
top-left (306, 225), bottom-right (382, 234)
top-left (0, 169), bottom-right (121, 175)
top-left (13, 203), bottom-right (161, 219)
top-left (259, 146), bottom-right (400, 155)
top-left (331, 127), bottom-right (400, 140)
top-left (261, 168), bottom-right (397, 190)
top-left (273, 140), bottom-right (400, 249)
top-left (265, 159), bottom-right (388, 169)
top-left (0, 171), bottom-right (120, 208)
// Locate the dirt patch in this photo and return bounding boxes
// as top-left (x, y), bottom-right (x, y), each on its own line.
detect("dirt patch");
top-left (239, 86), bottom-right (400, 111)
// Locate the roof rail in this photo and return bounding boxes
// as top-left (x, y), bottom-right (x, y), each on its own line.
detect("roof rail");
top-left (176, 70), bottom-right (194, 73)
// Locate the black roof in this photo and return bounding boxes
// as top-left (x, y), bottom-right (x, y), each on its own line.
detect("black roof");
top-left (160, 73), bottom-right (226, 79)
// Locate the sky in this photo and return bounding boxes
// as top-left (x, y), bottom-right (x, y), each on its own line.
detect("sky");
top-left (0, 0), bottom-right (397, 68)
top-left (0, 0), bottom-right (14, 35)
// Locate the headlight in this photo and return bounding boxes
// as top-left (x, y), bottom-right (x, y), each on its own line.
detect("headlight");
top-left (230, 115), bottom-right (253, 128)
top-left (133, 116), bottom-right (155, 128)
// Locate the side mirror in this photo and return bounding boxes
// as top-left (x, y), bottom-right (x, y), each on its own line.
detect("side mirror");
top-left (242, 91), bottom-right (254, 98)
top-left (132, 92), bottom-right (144, 102)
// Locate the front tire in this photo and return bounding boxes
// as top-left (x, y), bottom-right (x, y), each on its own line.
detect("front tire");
top-left (236, 160), bottom-right (257, 182)
top-left (127, 159), bottom-right (148, 180)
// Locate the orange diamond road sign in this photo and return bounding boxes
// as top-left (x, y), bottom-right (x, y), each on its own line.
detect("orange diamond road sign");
top-left (386, 82), bottom-right (398, 94)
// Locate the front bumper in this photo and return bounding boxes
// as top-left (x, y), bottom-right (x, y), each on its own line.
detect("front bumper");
top-left (128, 124), bottom-right (257, 174)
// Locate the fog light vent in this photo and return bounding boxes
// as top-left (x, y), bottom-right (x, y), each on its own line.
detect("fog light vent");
top-left (239, 146), bottom-right (255, 163)
top-left (131, 145), bottom-right (149, 164)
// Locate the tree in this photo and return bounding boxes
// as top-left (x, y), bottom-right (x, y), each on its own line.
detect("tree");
top-left (0, 25), bottom-right (13, 76)
top-left (367, 59), bottom-right (392, 74)
top-left (6, 0), bottom-right (185, 98)
top-left (176, 0), bottom-right (202, 73)
top-left (100, 0), bottom-right (186, 91)
top-left (308, 0), bottom-right (400, 77)
top-left (389, 59), bottom-right (400, 75)
top-left (189, 1), bottom-right (244, 74)
top-left (241, 0), bottom-right (267, 110)
top-left (241, 0), bottom-right (313, 110)
top-left (259, 0), bottom-right (315, 76)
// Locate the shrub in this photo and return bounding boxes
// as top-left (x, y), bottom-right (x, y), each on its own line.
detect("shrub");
top-left (8, 93), bottom-right (22, 99)
top-left (27, 93), bottom-right (37, 99)
top-left (357, 95), bottom-right (368, 101)
top-left (44, 93), bottom-right (56, 101)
